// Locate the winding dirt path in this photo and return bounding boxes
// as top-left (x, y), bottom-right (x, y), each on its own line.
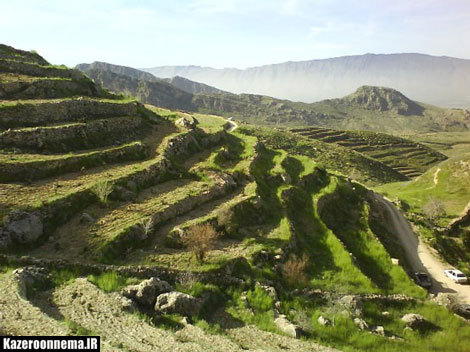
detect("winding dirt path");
top-left (374, 194), bottom-right (470, 303)
top-left (433, 167), bottom-right (441, 186)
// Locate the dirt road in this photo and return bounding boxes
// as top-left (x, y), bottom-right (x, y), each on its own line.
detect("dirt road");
top-left (374, 194), bottom-right (470, 304)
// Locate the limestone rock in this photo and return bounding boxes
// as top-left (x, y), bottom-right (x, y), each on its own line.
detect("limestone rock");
top-left (176, 116), bottom-right (198, 129)
top-left (353, 317), bottom-right (369, 330)
top-left (3, 211), bottom-right (43, 244)
top-left (371, 325), bottom-right (385, 336)
top-left (154, 291), bottom-right (201, 317)
top-left (274, 314), bottom-right (302, 338)
top-left (122, 277), bottom-right (173, 306)
top-left (317, 315), bottom-right (330, 326)
top-left (339, 295), bottom-right (363, 316)
top-left (401, 313), bottom-right (427, 329)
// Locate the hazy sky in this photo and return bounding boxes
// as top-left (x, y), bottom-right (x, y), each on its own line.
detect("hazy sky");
top-left (1, 0), bottom-right (469, 68)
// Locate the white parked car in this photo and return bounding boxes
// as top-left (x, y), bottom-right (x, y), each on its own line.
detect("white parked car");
top-left (444, 269), bottom-right (468, 284)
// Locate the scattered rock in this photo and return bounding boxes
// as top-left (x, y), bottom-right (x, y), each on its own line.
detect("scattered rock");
top-left (154, 291), bottom-right (202, 317)
top-left (122, 277), bottom-right (173, 306)
top-left (280, 173), bottom-right (292, 184)
top-left (176, 116), bottom-right (198, 129)
top-left (274, 314), bottom-right (302, 338)
top-left (110, 293), bottom-right (136, 312)
top-left (401, 313), bottom-right (428, 329)
top-left (3, 211), bottom-right (43, 244)
top-left (181, 316), bottom-right (191, 325)
top-left (431, 292), bottom-right (458, 309)
top-left (255, 282), bottom-right (278, 301)
top-left (339, 295), bottom-right (363, 316)
top-left (80, 212), bottom-right (95, 224)
top-left (371, 325), bottom-right (385, 336)
top-left (317, 315), bottom-right (330, 326)
top-left (353, 317), bottom-right (369, 330)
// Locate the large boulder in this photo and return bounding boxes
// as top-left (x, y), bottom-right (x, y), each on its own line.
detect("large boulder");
top-left (122, 277), bottom-right (173, 306)
top-left (401, 313), bottom-right (428, 329)
top-left (274, 314), bottom-right (302, 338)
top-left (176, 116), bottom-right (198, 129)
top-left (154, 291), bottom-right (201, 317)
top-left (3, 211), bottom-right (43, 244)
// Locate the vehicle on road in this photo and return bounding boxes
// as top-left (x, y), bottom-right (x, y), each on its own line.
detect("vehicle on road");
top-left (444, 269), bottom-right (468, 284)
top-left (414, 272), bottom-right (432, 289)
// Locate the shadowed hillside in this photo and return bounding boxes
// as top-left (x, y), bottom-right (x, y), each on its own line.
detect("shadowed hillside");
top-left (3, 44), bottom-right (470, 352)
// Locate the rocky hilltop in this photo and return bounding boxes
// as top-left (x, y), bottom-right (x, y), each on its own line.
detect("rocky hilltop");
top-left (341, 86), bottom-right (424, 116)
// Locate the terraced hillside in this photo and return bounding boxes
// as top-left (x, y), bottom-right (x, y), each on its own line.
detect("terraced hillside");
top-left (291, 126), bottom-right (446, 179)
top-left (2, 45), bottom-right (470, 352)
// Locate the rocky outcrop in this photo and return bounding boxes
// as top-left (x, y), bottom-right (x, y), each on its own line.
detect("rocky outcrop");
top-left (122, 277), bottom-right (173, 306)
top-left (401, 313), bottom-right (428, 329)
top-left (344, 86), bottom-right (424, 116)
top-left (154, 291), bottom-right (202, 317)
top-left (274, 314), bottom-right (302, 338)
top-left (176, 116), bottom-right (199, 129)
top-left (2, 211), bottom-right (43, 245)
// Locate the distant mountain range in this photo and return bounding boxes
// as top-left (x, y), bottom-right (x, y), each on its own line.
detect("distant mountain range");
top-left (77, 61), bottom-right (470, 134)
top-left (141, 53), bottom-right (470, 108)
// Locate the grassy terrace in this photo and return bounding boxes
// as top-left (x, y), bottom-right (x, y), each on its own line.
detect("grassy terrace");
top-left (0, 123), bottom-right (176, 219)
top-left (291, 126), bottom-right (446, 178)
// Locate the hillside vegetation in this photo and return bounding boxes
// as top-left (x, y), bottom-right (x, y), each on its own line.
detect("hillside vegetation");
top-left (291, 126), bottom-right (447, 179)
top-left (77, 62), bottom-right (470, 135)
top-left (2, 44), bottom-right (470, 352)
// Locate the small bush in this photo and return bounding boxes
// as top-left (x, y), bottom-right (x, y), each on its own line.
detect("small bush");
top-left (423, 197), bottom-right (446, 221)
top-left (182, 223), bottom-right (219, 262)
top-left (92, 181), bottom-right (113, 205)
top-left (282, 254), bottom-right (309, 286)
top-left (141, 217), bottom-right (155, 237)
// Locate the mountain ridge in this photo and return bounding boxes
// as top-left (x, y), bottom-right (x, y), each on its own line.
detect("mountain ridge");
top-left (141, 53), bottom-right (470, 108)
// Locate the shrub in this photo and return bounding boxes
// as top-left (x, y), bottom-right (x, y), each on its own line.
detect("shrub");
top-left (282, 254), bottom-right (309, 286)
top-left (423, 197), bottom-right (446, 221)
top-left (92, 181), bottom-right (113, 205)
top-left (141, 217), bottom-right (155, 238)
top-left (182, 223), bottom-right (219, 262)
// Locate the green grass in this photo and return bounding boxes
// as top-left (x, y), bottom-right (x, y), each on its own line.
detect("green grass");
top-left (318, 180), bottom-right (425, 298)
top-left (87, 272), bottom-right (140, 292)
top-left (376, 153), bottom-right (470, 219)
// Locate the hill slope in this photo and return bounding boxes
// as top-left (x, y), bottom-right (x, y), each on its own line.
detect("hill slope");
top-left (3, 44), bottom-right (470, 352)
top-left (142, 53), bottom-right (470, 108)
top-left (78, 62), bottom-right (470, 134)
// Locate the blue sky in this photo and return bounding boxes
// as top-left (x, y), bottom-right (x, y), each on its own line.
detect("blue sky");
top-left (1, 0), bottom-right (469, 68)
